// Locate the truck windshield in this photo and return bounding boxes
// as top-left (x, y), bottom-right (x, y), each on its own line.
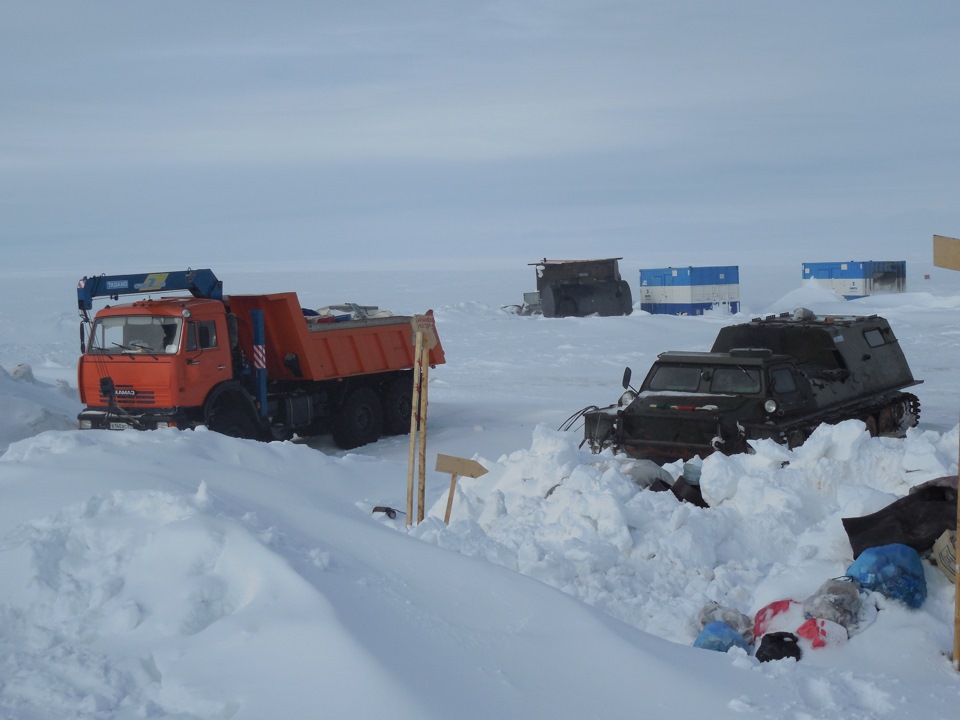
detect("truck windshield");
top-left (87, 316), bottom-right (183, 355)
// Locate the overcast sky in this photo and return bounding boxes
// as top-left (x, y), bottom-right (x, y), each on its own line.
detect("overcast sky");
top-left (3, 1), bottom-right (958, 272)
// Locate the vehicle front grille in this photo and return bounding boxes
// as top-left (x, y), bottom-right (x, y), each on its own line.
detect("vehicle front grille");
top-left (100, 385), bottom-right (157, 406)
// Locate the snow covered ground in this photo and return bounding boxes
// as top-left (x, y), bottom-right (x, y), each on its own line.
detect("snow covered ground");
top-left (1, 262), bottom-right (959, 719)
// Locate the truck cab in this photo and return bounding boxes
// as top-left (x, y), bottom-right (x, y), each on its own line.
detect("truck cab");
top-left (76, 269), bottom-right (445, 447)
top-left (78, 297), bottom-right (233, 431)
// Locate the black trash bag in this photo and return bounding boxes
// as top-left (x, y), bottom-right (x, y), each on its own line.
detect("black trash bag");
top-left (648, 478), bottom-right (672, 493)
top-left (755, 632), bottom-right (802, 663)
top-left (842, 477), bottom-right (958, 559)
top-left (671, 476), bottom-right (708, 507)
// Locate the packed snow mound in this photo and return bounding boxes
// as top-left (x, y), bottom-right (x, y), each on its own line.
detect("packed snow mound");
top-left (0, 428), bottom-right (804, 720)
top-left (0, 486), bottom-right (344, 717)
top-left (764, 280), bottom-right (849, 315)
top-left (0, 363), bottom-right (78, 454)
top-left (410, 422), bottom-right (958, 656)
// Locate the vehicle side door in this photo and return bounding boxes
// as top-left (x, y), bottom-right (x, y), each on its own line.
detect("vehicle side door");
top-left (180, 313), bottom-right (233, 407)
top-left (768, 363), bottom-right (815, 415)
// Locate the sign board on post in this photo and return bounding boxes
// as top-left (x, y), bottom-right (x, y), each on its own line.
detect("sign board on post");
top-left (411, 312), bottom-right (438, 350)
top-left (933, 235), bottom-right (960, 271)
top-left (435, 454), bottom-right (488, 524)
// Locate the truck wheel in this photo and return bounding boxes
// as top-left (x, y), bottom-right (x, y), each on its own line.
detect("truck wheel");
top-left (206, 390), bottom-right (263, 440)
top-left (381, 375), bottom-right (413, 436)
top-left (333, 387), bottom-right (384, 449)
top-left (267, 423), bottom-right (293, 442)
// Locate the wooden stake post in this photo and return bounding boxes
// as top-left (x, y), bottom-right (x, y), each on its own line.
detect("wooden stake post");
top-left (955, 430), bottom-right (960, 671)
top-left (406, 313), bottom-right (437, 526)
top-left (934, 236), bottom-right (960, 670)
top-left (435, 454), bottom-right (488, 524)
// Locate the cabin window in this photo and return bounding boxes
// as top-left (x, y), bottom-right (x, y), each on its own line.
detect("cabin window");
top-left (864, 328), bottom-right (886, 348)
top-left (770, 367), bottom-right (798, 394)
top-left (185, 320), bottom-right (218, 351)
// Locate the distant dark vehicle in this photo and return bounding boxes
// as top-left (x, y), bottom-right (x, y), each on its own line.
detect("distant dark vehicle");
top-left (508, 258), bottom-right (633, 317)
top-left (579, 309), bottom-right (921, 463)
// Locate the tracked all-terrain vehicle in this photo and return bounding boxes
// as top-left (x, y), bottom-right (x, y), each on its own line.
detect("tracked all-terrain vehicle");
top-left (580, 309), bottom-right (921, 463)
top-left (511, 258), bottom-right (633, 317)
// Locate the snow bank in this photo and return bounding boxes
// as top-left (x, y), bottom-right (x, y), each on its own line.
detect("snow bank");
top-left (0, 364), bottom-right (78, 454)
top-left (414, 421), bottom-right (958, 654)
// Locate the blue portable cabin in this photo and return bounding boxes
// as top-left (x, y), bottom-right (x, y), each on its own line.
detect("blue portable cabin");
top-left (801, 261), bottom-right (906, 299)
top-left (638, 266), bottom-right (740, 316)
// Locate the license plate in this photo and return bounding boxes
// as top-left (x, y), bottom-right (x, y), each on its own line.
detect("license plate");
top-left (109, 422), bottom-right (129, 431)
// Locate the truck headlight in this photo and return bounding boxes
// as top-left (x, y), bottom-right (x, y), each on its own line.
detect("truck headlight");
top-left (764, 399), bottom-right (779, 414)
top-left (79, 419), bottom-right (92, 429)
top-left (618, 390), bottom-right (637, 407)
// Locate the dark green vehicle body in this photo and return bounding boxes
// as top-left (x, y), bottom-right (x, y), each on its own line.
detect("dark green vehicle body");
top-left (584, 310), bottom-right (921, 463)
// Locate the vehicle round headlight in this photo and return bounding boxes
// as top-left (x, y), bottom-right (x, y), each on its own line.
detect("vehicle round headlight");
top-left (618, 390), bottom-right (637, 407)
top-left (764, 399), bottom-right (779, 414)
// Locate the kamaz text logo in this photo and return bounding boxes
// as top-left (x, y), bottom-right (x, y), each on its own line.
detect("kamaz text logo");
top-left (115, 389), bottom-right (136, 397)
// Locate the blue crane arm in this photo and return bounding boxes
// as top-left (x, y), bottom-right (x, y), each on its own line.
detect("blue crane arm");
top-left (77, 269), bottom-right (223, 313)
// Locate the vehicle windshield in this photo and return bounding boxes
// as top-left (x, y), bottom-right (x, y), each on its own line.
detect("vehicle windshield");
top-left (709, 366), bottom-right (762, 394)
top-left (647, 365), bottom-right (702, 392)
top-left (647, 364), bottom-right (762, 394)
top-left (87, 315), bottom-right (183, 355)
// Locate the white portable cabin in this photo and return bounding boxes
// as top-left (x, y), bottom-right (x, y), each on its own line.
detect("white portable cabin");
top-left (638, 266), bottom-right (740, 316)
top-left (802, 261), bottom-right (906, 299)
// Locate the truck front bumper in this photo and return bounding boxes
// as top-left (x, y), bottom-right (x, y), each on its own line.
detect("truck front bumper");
top-left (78, 407), bottom-right (193, 432)
top-left (583, 406), bottom-right (620, 452)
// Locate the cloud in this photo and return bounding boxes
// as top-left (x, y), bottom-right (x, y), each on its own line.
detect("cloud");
top-left (1, 1), bottom-right (958, 267)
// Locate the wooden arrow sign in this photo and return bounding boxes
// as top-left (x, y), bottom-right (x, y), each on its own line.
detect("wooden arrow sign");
top-left (435, 453), bottom-right (488, 478)
top-left (436, 453), bottom-right (488, 524)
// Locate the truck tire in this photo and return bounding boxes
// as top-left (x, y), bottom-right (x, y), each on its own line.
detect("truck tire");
top-left (332, 387), bottom-right (384, 449)
top-left (381, 374), bottom-right (413, 436)
top-left (205, 388), bottom-right (263, 440)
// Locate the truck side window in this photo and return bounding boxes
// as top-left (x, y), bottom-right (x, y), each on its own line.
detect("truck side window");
top-left (198, 321), bottom-right (217, 349)
top-left (184, 320), bottom-right (218, 351)
top-left (185, 322), bottom-right (198, 352)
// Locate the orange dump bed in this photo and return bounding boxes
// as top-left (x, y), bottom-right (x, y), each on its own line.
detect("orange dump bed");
top-left (224, 293), bottom-right (445, 382)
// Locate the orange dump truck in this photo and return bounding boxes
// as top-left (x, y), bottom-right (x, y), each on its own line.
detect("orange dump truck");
top-left (77, 269), bottom-right (444, 448)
